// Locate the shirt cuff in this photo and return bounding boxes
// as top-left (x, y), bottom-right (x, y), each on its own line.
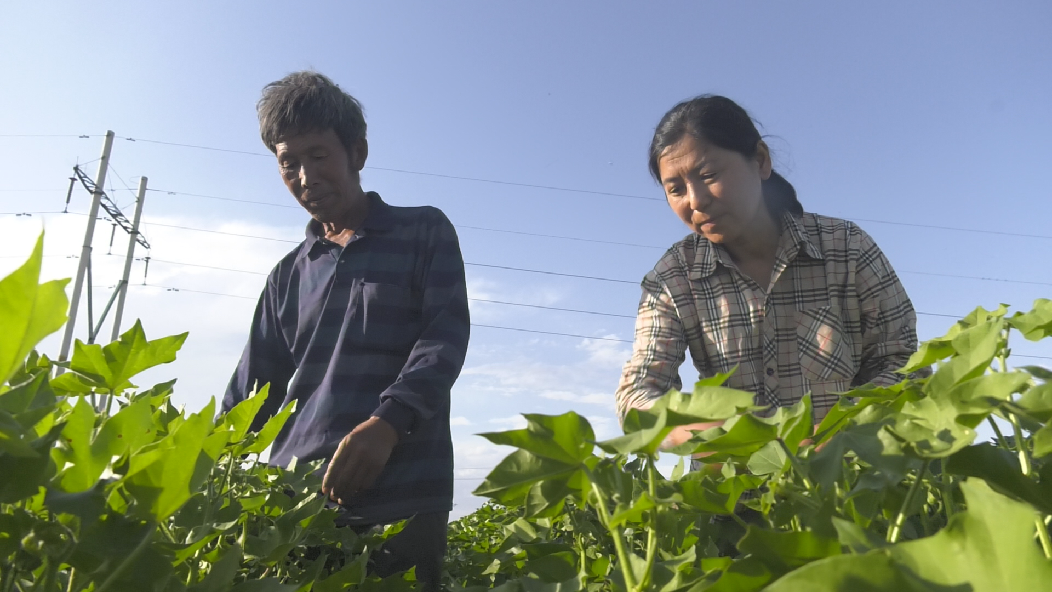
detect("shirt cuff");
top-left (372, 398), bottom-right (416, 435)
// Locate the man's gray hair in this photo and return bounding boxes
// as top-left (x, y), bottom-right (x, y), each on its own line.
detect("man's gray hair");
top-left (257, 71), bottom-right (367, 153)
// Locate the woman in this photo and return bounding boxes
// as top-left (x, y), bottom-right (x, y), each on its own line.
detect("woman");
top-left (614, 95), bottom-right (922, 448)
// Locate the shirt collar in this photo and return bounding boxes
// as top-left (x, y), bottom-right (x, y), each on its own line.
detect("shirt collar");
top-left (688, 211), bottom-right (822, 280)
top-left (301, 191), bottom-right (393, 257)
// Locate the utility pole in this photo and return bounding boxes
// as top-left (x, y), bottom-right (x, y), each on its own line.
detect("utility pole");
top-left (110, 176), bottom-right (147, 342)
top-left (58, 131), bottom-right (114, 370)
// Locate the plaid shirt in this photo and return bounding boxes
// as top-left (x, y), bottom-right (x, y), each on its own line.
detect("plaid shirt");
top-left (223, 192), bottom-right (470, 525)
top-left (615, 212), bottom-right (920, 423)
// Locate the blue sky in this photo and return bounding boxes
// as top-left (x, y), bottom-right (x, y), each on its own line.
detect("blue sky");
top-left (2, 1), bottom-right (1050, 517)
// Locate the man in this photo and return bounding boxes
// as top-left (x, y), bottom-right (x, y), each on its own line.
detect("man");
top-left (222, 71), bottom-right (470, 589)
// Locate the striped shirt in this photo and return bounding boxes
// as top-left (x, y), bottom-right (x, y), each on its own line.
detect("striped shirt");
top-left (223, 192), bottom-right (470, 525)
top-left (615, 212), bottom-right (920, 424)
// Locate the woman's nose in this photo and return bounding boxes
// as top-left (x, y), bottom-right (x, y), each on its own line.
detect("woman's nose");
top-left (687, 183), bottom-right (710, 211)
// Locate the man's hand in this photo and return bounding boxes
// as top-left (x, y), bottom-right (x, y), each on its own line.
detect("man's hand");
top-left (322, 416), bottom-right (399, 506)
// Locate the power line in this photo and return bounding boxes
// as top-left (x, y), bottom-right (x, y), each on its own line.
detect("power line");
top-left (7, 212), bottom-right (1051, 291)
top-left (118, 283), bottom-right (1052, 360)
top-left (149, 188), bottom-right (298, 209)
top-left (853, 217), bottom-right (1052, 241)
top-left (0, 134), bottom-right (96, 138)
top-left (7, 132), bottom-right (1052, 240)
top-left (149, 258), bottom-right (268, 275)
top-left (471, 298), bottom-right (635, 318)
top-left (466, 262), bottom-right (637, 285)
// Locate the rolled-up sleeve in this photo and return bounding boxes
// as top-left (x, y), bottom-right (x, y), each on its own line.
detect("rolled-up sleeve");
top-left (372, 210), bottom-right (470, 434)
top-left (615, 271), bottom-right (687, 424)
top-left (853, 231), bottom-right (926, 386)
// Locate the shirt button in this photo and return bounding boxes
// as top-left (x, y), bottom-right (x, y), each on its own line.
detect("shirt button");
top-left (766, 368), bottom-right (775, 377)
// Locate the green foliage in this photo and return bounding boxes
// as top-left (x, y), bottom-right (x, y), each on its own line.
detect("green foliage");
top-left (0, 236), bottom-right (411, 591)
top-left (463, 300), bottom-right (1052, 590)
top-left (7, 233), bottom-right (1052, 591)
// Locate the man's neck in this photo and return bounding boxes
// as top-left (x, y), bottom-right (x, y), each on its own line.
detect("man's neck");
top-left (321, 190), bottom-right (370, 247)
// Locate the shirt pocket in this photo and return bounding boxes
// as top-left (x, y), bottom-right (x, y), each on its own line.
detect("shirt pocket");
top-left (358, 282), bottom-right (422, 353)
top-left (795, 305), bottom-right (856, 383)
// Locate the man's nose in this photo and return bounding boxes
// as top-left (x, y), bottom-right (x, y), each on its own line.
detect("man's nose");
top-left (298, 163), bottom-right (317, 187)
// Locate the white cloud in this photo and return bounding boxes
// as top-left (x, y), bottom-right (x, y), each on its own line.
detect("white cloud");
top-left (449, 416), bottom-right (472, 426)
top-left (539, 390), bottom-right (612, 406)
top-left (487, 415), bottom-right (528, 429)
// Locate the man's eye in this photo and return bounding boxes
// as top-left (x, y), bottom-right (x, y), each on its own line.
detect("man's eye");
top-left (666, 186), bottom-right (683, 196)
top-left (700, 173), bottom-right (717, 182)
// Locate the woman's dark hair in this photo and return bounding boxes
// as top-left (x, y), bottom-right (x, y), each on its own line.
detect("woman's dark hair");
top-left (257, 71), bottom-right (367, 154)
top-left (648, 95), bottom-right (803, 218)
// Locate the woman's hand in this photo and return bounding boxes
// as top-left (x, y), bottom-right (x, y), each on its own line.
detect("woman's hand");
top-left (662, 421), bottom-right (723, 458)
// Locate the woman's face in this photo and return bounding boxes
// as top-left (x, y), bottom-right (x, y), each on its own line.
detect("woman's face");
top-left (657, 134), bottom-right (772, 245)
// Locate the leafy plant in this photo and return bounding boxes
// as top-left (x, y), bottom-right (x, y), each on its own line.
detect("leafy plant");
top-left (466, 301), bottom-right (1052, 590)
top-left (0, 234), bottom-right (412, 591)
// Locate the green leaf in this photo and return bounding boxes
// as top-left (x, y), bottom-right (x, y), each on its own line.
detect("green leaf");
top-left (242, 395), bottom-right (296, 455)
top-left (219, 384), bottom-right (271, 444)
top-left (1016, 383), bottom-right (1052, 422)
top-left (764, 552), bottom-right (936, 592)
top-left (0, 234), bottom-right (70, 386)
top-left (607, 491), bottom-right (655, 528)
top-left (0, 423), bottom-right (62, 503)
top-left (229, 580), bottom-right (299, 592)
top-left (1032, 423), bottom-right (1052, 458)
top-left (480, 411), bottom-right (595, 465)
top-left (736, 527), bottom-right (841, 575)
top-left (889, 396), bottom-right (976, 459)
top-left (678, 468), bottom-right (763, 515)
top-left (522, 544), bottom-right (578, 583)
top-left (524, 478), bottom-right (572, 518)
top-left (946, 371), bottom-right (1030, 418)
top-left (766, 394), bottom-right (812, 454)
top-left (924, 319), bottom-right (1004, 395)
top-left (887, 479), bottom-right (1052, 590)
top-left (831, 517), bottom-right (887, 554)
top-left (944, 443), bottom-right (1052, 513)
top-left (474, 449), bottom-right (578, 505)
top-left (52, 321), bottom-right (187, 394)
top-left (189, 544), bottom-right (242, 592)
top-left (123, 399), bottom-right (217, 519)
top-left (679, 414), bottom-right (779, 461)
top-left (704, 556), bottom-right (773, 592)
top-left (1008, 299), bottom-right (1052, 341)
top-left (746, 440), bottom-right (788, 476)
top-left (662, 384), bottom-right (763, 426)
top-left (596, 406), bottom-right (672, 455)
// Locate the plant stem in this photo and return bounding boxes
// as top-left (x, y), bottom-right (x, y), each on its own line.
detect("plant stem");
top-left (986, 417), bottom-right (1011, 450)
top-left (775, 438), bottom-right (816, 494)
top-left (940, 471), bottom-right (956, 520)
top-left (1008, 413), bottom-right (1033, 477)
top-left (1035, 517), bottom-right (1052, 559)
top-left (636, 458), bottom-right (659, 592)
top-left (590, 482), bottom-right (637, 591)
top-left (888, 460), bottom-right (930, 544)
top-left (95, 521), bottom-right (155, 592)
top-left (65, 568), bottom-right (75, 592)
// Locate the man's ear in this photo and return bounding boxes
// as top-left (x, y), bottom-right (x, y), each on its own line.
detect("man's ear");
top-left (350, 137), bottom-right (369, 171)
top-left (755, 139), bottom-right (773, 181)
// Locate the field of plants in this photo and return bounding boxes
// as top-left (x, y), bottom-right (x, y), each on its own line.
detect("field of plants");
top-left (3, 234), bottom-right (1052, 591)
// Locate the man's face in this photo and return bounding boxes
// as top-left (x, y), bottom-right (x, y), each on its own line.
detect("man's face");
top-left (274, 129), bottom-right (368, 223)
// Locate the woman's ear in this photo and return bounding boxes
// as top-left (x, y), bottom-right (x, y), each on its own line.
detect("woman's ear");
top-left (755, 139), bottom-right (773, 181)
